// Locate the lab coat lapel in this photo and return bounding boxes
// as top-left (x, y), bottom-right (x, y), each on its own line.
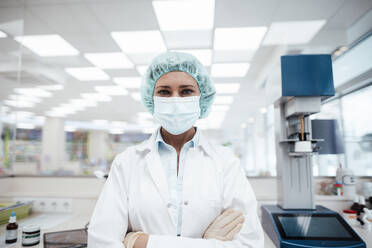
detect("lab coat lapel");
top-left (145, 149), bottom-right (170, 206)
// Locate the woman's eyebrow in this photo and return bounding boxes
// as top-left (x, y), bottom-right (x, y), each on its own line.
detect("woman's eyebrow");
top-left (156, 85), bottom-right (171, 89)
top-left (179, 84), bottom-right (196, 88)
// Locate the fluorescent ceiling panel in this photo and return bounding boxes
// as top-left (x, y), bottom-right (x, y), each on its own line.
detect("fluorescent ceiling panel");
top-left (38, 84), bottom-right (64, 91)
top-left (4, 100), bottom-right (35, 108)
top-left (65, 67), bottom-right (110, 81)
top-left (163, 30), bottom-right (212, 49)
top-left (214, 27), bottom-right (267, 50)
top-left (152, 0), bottom-right (215, 31)
top-left (95, 86), bottom-right (128, 96)
top-left (14, 34), bottom-right (79, 56)
top-left (263, 20), bottom-right (326, 45)
top-left (81, 93), bottom-right (112, 102)
top-left (214, 96), bottom-right (234, 104)
top-left (84, 52), bottom-right (134, 69)
top-left (211, 63), bottom-right (250, 77)
top-left (127, 53), bottom-right (158, 65)
top-left (0, 30), bottom-right (7, 38)
top-left (111, 31), bottom-right (166, 53)
top-left (69, 99), bottom-right (97, 108)
top-left (113, 77), bottom-right (142, 89)
top-left (14, 88), bottom-right (52, 98)
top-left (8, 95), bottom-right (42, 103)
top-left (173, 49), bottom-right (212, 66)
top-left (214, 83), bottom-right (240, 94)
top-left (136, 65), bottom-right (148, 76)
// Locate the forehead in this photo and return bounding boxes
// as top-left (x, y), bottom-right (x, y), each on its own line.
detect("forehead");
top-left (155, 71), bottom-right (198, 87)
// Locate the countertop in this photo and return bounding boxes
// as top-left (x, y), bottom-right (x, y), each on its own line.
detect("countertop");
top-left (1, 212), bottom-right (371, 247)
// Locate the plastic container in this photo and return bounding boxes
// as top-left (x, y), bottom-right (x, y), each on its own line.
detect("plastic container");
top-left (22, 225), bottom-right (41, 246)
top-left (342, 209), bottom-right (357, 226)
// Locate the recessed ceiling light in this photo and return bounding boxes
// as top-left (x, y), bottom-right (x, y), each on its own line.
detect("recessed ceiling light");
top-left (214, 96), bottom-right (234, 104)
top-left (0, 30), bottom-right (8, 38)
top-left (152, 0), bottom-right (215, 31)
top-left (263, 20), bottom-right (326, 45)
top-left (4, 100), bottom-right (35, 108)
top-left (111, 30), bottom-right (166, 53)
top-left (136, 65), bottom-right (148, 76)
top-left (113, 77), bottom-right (142, 89)
top-left (14, 88), bottom-right (52, 98)
top-left (172, 49), bottom-right (212, 66)
top-left (260, 107), bottom-right (267, 114)
top-left (69, 99), bottom-right (97, 108)
top-left (81, 93), bottom-right (112, 102)
top-left (45, 110), bottom-right (66, 118)
top-left (94, 85), bottom-right (128, 96)
top-left (84, 52), bottom-right (134, 69)
top-left (50, 105), bottom-right (77, 116)
top-left (214, 27), bottom-right (267, 50)
top-left (211, 63), bottom-right (250, 77)
top-left (214, 83), bottom-right (240, 94)
top-left (8, 95), bottom-right (42, 103)
top-left (14, 34), bottom-right (79, 56)
top-left (65, 67), bottom-right (110, 81)
top-left (38, 84), bottom-right (64, 91)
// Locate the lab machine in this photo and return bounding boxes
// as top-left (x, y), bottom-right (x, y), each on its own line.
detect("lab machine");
top-left (261, 55), bottom-right (366, 248)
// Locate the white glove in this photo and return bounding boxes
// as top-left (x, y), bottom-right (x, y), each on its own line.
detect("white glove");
top-left (123, 231), bottom-right (145, 248)
top-left (203, 208), bottom-right (245, 241)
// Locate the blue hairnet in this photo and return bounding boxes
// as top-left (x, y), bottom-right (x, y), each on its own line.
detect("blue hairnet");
top-left (140, 51), bottom-right (216, 118)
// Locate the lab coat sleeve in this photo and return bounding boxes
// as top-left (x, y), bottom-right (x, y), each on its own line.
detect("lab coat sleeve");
top-left (146, 149), bottom-right (264, 248)
top-left (88, 155), bottom-right (128, 248)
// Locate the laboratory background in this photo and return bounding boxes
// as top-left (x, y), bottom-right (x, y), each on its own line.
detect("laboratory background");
top-left (0, 0), bottom-right (371, 247)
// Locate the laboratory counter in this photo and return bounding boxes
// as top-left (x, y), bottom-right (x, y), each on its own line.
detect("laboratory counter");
top-left (1, 206), bottom-right (371, 248)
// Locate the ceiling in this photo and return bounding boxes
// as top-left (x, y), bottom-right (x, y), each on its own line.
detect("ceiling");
top-left (0, 0), bottom-right (371, 137)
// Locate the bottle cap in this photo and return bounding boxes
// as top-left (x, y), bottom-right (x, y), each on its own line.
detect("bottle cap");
top-left (22, 225), bottom-right (40, 233)
top-left (9, 211), bottom-right (16, 223)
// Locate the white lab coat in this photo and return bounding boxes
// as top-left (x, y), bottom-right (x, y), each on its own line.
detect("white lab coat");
top-left (88, 128), bottom-right (264, 248)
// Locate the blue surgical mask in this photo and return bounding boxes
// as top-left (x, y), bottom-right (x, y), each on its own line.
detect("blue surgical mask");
top-left (153, 96), bottom-right (201, 135)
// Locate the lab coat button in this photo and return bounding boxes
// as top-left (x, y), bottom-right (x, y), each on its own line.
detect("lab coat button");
top-left (166, 203), bottom-right (172, 208)
top-left (184, 201), bottom-right (188, 205)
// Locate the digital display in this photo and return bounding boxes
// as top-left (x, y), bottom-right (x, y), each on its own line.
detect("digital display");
top-left (273, 214), bottom-right (360, 241)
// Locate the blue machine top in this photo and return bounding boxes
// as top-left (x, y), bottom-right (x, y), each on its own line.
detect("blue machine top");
top-left (281, 54), bottom-right (335, 97)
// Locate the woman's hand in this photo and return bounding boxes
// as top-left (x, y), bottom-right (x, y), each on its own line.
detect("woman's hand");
top-left (203, 208), bottom-right (245, 241)
top-left (123, 232), bottom-right (149, 248)
top-left (133, 233), bottom-right (149, 248)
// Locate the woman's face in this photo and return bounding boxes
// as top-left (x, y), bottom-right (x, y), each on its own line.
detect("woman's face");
top-left (154, 71), bottom-right (201, 97)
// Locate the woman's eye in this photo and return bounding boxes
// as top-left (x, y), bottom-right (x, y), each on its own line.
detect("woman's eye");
top-left (181, 89), bottom-right (193, 95)
top-left (157, 90), bottom-right (170, 95)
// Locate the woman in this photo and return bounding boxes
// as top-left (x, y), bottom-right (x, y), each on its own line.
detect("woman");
top-left (88, 52), bottom-right (264, 248)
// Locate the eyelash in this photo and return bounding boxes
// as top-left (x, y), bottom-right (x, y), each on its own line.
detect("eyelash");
top-left (157, 89), bottom-right (194, 95)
